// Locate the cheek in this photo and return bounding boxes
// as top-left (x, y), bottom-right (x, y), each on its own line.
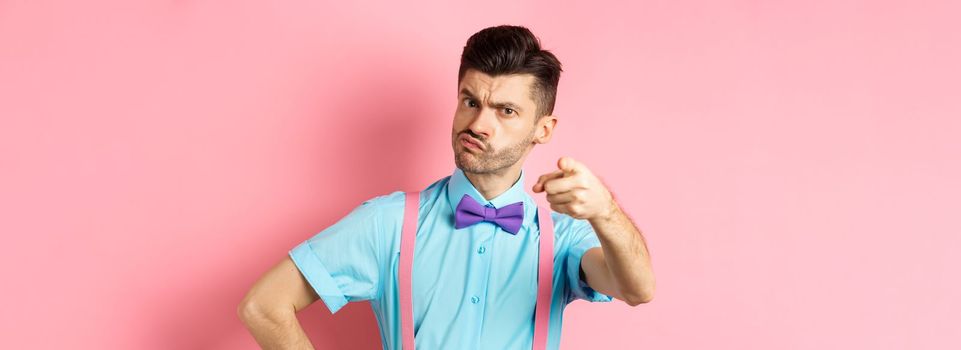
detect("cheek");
top-left (452, 112), bottom-right (470, 131)
top-left (506, 125), bottom-right (529, 140)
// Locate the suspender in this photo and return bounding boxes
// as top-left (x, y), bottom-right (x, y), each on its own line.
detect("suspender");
top-left (399, 191), bottom-right (419, 350)
top-left (399, 191), bottom-right (554, 350)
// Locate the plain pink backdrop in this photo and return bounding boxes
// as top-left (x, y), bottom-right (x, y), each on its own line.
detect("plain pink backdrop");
top-left (2, 0), bottom-right (959, 349)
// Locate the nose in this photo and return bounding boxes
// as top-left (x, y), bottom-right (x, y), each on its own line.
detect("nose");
top-left (464, 106), bottom-right (497, 140)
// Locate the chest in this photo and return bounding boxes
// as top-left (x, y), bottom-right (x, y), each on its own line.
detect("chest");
top-left (392, 224), bottom-right (543, 346)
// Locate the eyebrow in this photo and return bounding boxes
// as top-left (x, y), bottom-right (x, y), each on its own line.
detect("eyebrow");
top-left (459, 88), bottom-right (525, 113)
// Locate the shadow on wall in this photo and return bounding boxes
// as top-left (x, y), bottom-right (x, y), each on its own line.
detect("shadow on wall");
top-left (150, 44), bottom-right (438, 349)
top-left (296, 63), bottom-right (434, 349)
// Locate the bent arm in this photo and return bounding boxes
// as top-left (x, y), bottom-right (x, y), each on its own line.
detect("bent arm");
top-left (581, 201), bottom-right (655, 306)
top-left (237, 256), bottom-right (319, 349)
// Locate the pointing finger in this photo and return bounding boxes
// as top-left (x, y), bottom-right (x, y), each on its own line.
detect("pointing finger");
top-left (542, 174), bottom-right (583, 194)
top-left (533, 170), bottom-right (564, 193)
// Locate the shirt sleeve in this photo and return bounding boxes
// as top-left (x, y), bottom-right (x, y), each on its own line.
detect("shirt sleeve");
top-left (288, 196), bottom-right (390, 314)
top-left (565, 219), bottom-right (615, 304)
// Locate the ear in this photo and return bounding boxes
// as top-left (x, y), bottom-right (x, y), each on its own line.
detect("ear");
top-left (534, 115), bottom-right (558, 145)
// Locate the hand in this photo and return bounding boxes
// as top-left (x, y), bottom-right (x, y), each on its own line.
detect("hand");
top-left (532, 156), bottom-right (616, 221)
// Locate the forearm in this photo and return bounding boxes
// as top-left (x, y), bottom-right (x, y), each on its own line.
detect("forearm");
top-left (239, 307), bottom-right (316, 350)
top-left (588, 200), bottom-right (655, 303)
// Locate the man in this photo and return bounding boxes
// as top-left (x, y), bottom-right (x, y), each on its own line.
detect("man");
top-left (238, 25), bottom-right (655, 349)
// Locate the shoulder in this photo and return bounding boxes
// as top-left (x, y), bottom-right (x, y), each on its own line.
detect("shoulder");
top-left (544, 211), bottom-right (598, 255)
top-left (360, 190), bottom-right (407, 209)
top-left (548, 211), bottom-right (594, 239)
top-left (351, 175), bottom-right (450, 225)
top-left (343, 191), bottom-right (405, 229)
top-left (366, 176), bottom-right (450, 212)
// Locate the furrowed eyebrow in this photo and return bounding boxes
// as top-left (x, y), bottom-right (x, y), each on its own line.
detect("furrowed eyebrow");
top-left (459, 88), bottom-right (524, 112)
top-left (459, 88), bottom-right (476, 99)
top-left (491, 101), bottom-right (523, 112)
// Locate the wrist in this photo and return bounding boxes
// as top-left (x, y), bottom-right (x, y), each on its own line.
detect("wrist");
top-left (589, 199), bottom-right (620, 225)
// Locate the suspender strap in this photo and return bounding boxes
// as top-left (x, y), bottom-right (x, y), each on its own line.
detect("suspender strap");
top-left (531, 205), bottom-right (555, 349)
top-left (400, 192), bottom-right (418, 350)
top-left (399, 191), bottom-right (554, 350)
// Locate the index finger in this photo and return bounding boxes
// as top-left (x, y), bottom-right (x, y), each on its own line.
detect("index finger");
top-left (542, 174), bottom-right (583, 195)
top-left (533, 170), bottom-right (565, 192)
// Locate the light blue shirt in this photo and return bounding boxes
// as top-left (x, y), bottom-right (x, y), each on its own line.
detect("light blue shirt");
top-left (289, 167), bottom-right (613, 349)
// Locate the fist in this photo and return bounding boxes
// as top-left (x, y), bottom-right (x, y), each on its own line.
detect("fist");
top-left (532, 156), bottom-right (615, 221)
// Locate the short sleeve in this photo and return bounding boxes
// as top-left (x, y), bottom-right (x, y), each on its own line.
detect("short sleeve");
top-left (288, 196), bottom-right (390, 314)
top-left (565, 220), bottom-right (614, 304)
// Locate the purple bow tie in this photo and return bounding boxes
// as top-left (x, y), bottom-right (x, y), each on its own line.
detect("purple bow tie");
top-left (454, 194), bottom-right (525, 234)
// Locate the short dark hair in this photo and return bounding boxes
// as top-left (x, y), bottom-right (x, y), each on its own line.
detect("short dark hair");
top-left (458, 25), bottom-right (563, 118)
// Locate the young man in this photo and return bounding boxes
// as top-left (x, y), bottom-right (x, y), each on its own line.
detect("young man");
top-left (238, 25), bottom-right (655, 350)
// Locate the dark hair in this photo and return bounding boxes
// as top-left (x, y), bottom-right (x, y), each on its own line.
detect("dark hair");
top-left (458, 25), bottom-right (563, 118)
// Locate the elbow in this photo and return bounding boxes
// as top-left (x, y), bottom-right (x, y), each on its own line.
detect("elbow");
top-left (238, 293), bottom-right (297, 327)
top-left (237, 293), bottom-right (278, 325)
top-left (625, 291), bottom-right (653, 306)
top-left (623, 286), bottom-right (655, 306)
top-left (237, 297), bottom-right (263, 324)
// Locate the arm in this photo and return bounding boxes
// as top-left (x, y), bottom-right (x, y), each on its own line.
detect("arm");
top-left (581, 200), bottom-right (655, 306)
top-left (237, 256), bottom-right (319, 350)
top-left (534, 156), bottom-right (655, 306)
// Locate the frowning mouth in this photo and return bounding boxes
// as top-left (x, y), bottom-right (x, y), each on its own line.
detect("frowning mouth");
top-left (459, 134), bottom-right (485, 151)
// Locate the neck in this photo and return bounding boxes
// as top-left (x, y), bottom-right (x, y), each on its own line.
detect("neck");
top-left (462, 165), bottom-right (522, 201)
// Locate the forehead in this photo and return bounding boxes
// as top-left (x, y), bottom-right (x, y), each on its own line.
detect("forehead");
top-left (458, 69), bottom-right (537, 107)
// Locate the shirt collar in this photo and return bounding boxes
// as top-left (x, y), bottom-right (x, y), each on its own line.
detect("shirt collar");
top-left (446, 167), bottom-right (536, 229)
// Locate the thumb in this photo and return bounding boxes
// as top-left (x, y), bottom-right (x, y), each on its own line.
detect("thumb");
top-left (558, 156), bottom-right (578, 174)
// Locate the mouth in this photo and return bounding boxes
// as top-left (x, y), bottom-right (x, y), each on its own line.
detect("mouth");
top-left (459, 134), bottom-right (485, 151)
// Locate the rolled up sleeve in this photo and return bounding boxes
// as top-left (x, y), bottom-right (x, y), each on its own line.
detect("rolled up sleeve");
top-left (565, 220), bottom-right (614, 304)
top-left (288, 197), bottom-right (388, 314)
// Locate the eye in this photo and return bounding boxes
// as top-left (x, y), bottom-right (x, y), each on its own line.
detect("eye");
top-left (463, 98), bottom-right (477, 108)
top-left (503, 108), bottom-right (515, 115)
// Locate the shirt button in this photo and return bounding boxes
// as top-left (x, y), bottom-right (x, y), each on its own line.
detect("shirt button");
top-left (477, 246), bottom-right (486, 254)
top-left (470, 296), bottom-right (480, 304)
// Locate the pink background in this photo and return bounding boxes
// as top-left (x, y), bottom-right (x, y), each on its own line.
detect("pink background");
top-left (2, 0), bottom-right (959, 349)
